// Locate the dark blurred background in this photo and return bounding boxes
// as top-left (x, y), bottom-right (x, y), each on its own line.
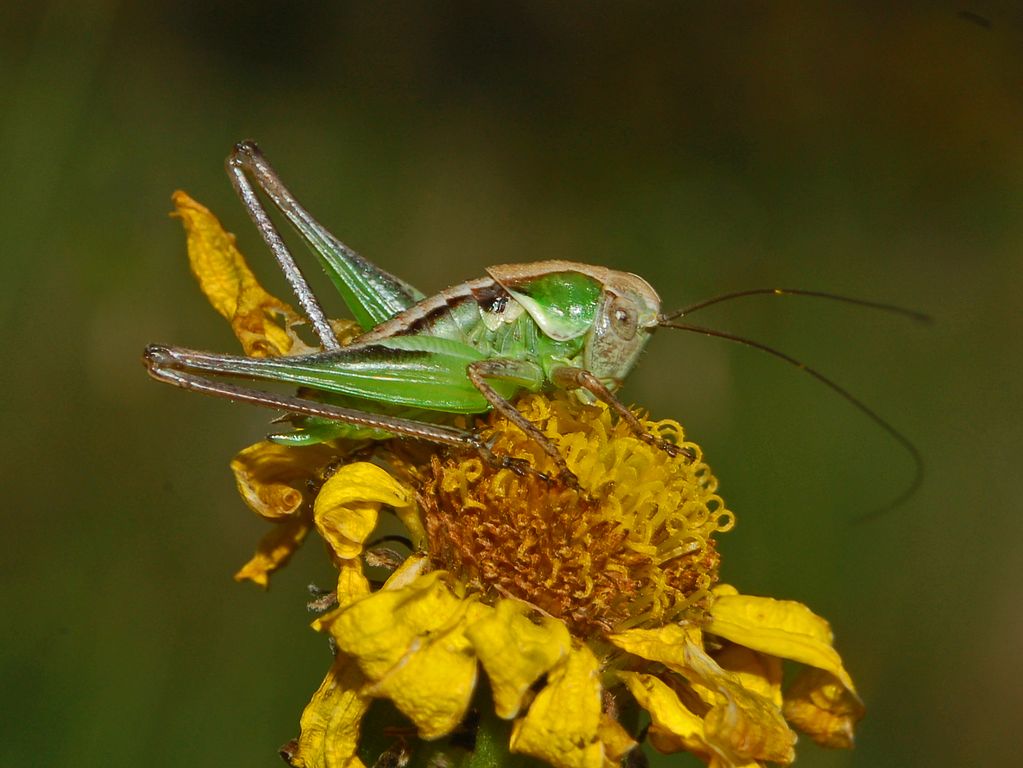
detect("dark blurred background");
top-left (2, 2), bottom-right (1021, 766)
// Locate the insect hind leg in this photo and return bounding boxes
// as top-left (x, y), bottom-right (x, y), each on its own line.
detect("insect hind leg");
top-left (144, 343), bottom-right (468, 448)
top-left (228, 141), bottom-right (423, 329)
top-left (226, 142), bottom-right (341, 351)
top-left (143, 344), bottom-right (559, 484)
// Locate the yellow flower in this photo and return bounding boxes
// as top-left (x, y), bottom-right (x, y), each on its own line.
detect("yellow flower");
top-left (278, 396), bottom-right (863, 768)
top-left (177, 195), bottom-right (864, 766)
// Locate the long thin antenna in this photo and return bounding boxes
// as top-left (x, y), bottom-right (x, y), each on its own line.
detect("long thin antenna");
top-left (661, 288), bottom-right (932, 324)
top-left (657, 319), bottom-right (923, 519)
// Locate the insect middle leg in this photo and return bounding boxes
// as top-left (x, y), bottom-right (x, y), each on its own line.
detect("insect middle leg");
top-left (466, 359), bottom-right (581, 489)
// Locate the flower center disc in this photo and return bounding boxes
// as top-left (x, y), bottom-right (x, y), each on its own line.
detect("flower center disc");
top-left (418, 394), bottom-right (734, 638)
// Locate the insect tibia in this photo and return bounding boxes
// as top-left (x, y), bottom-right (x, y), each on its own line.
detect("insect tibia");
top-left (143, 344), bottom-right (183, 377)
top-left (229, 139), bottom-right (262, 166)
top-left (227, 141), bottom-right (425, 331)
top-left (550, 365), bottom-right (696, 462)
top-left (143, 344), bottom-right (235, 379)
top-left (225, 144), bottom-right (341, 351)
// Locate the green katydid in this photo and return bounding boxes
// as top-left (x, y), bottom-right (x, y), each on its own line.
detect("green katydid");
top-left (145, 141), bottom-right (926, 497)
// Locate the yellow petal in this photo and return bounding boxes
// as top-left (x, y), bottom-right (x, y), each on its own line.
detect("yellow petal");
top-left (598, 714), bottom-right (637, 766)
top-left (282, 655), bottom-right (369, 768)
top-left (712, 583), bottom-right (739, 598)
top-left (783, 667), bottom-right (864, 749)
top-left (172, 191), bottom-right (306, 357)
top-left (714, 644), bottom-right (783, 708)
top-left (708, 759), bottom-right (760, 768)
top-left (510, 644), bottom-right (604, 768)
top-left (381, 552), bottom-right (430, 590)
top-left (617, 672), bottom-right (709, 758)
top-left (319, 571), bottom-right (465, 681)
top-left (609, 626), bottom-right (795, 765)
top-left (313, 463), bottom-right (415, 560)
top-left (681, 638), bottom-right (796, 766)
top-left (232, 441), bottom-right (338, 520)
top-left (367, 601), bottom-right (489, 740)
top-left (393, 503), bottom-right (428, 552)
top-left (233, 517), bottom-right (310, 588)
top-left (465, 598), bottom-right (572, 719)
top-left (706, 593), bottom-right (856, 692)
top-left (607, 623), bottom-right (699, 670)
top-left (335, 559), bottom-right (371, 609)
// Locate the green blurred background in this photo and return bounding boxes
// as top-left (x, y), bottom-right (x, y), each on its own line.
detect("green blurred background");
top-left (3, 2), bottom-right (1020, 766)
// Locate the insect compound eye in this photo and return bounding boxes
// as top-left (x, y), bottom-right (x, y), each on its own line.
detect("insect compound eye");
top-left (608, 296), bottom-right (638, 340)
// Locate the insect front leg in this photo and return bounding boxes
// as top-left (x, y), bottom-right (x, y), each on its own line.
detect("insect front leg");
top-left (465, 359), bottom-right (581, 489)
top-left (550, 366), bottom-right (695, 461)
top-left (228, 141), bottom-right (424, 331)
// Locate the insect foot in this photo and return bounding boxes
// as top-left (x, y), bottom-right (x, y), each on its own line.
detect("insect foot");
top-left (643, 434), bottom-right (697, 462)
top-left (469, 435), bottom-right (562, 486)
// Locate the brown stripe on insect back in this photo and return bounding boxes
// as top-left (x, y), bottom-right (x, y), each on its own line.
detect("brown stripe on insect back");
top-left (354, 276), bottom-right (499, 342)
top-left (469, 280), bottom-right (509, 314)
